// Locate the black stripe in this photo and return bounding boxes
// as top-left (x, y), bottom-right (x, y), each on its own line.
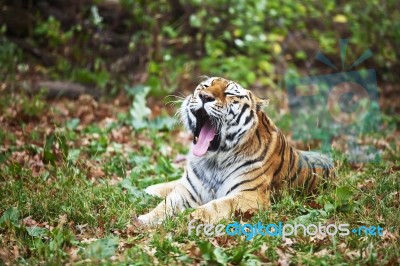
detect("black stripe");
top-left (226, 129), bottom-right (241, 141)
top-left (290, 158), bottom-right (303, 183)
top-left (289, 172), bottom-right (298, 183)
top-left (303, 154), bottom-right (312, 169)
top-left (273, 133), bottom-right (286, 177)
top-left (186, 190), bottom-right (198, 204)
top-left (224, 139), bottom-right (270, 180)
top-left (191, 164), bottom-right (204, 184)
top-left (188, 112), bottom-right (194, 128)
top-left (280, 132), bottom-right (286, 153)
top-left (236, 103), bottom-right (250, 124)
top-left (307, 156), bottom-right (316, 174)
top-left (256, 129), bottom-right (261, 146)
top-left (241, 182), bottom-right (264, 192)
top-left (243, 111), bottom-right (253, 126)
top-left (303, 158), bottom-right (316, 189)
top-left (187, 181), bottom-right (200, 203)
top-left (315, 156), bottom-right (332, 170)
top-left (236, 95), bottom-right (249, 100)
top-left (308, 174), bottom-right (317, 191)
top-left (323, 168), bottom-right (330, 179)
top-left (182, 197), bottom-right (190, 208)
top-left (236, 130), bottom-right (246, 140)
top-left (303, 157), bottom-right (316, 189)
top-left (228, 162), bottom-right (274, 195)
top-left (289, 147), bottom-right (295, 174)
top-left (226, 173), bottom-right (263, 195)
top-left (261, 114), bottom-right (271, 134)
top-left (186, 172), bottom-right (200, 203)
top-left (305, 167), bottom-right (315, 189)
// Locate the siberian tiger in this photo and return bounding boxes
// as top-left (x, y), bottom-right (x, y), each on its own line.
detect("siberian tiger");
top-left (138, 77), bottom-right (334, 224)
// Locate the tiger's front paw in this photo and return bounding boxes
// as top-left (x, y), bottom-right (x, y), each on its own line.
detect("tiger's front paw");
top-left (144, 182), bottom-right (177, 198)
top-left (144, 184), bottom-right (165, 198)
top-left (137, 213), bottom-right (162, 226)
top-left (137, 213), bottom-right (152, 225)
top-left (191, 206), bottom-right (224, 224)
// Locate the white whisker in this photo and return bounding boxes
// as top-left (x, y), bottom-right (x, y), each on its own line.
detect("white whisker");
top-left (166, 99), bottom-right (183, 107)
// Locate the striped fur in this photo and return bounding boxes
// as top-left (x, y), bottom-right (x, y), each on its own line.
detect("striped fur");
top-left (138, 77), bottom-right (334, 224)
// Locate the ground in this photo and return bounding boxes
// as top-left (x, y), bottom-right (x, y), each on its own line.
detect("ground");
top-left (0, 90), bottom-right (399, 265)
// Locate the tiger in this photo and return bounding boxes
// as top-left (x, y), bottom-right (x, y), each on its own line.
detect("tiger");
top-left (137, 77), bottom-right (334, 225)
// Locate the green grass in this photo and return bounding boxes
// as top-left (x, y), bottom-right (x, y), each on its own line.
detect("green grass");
top-left (0, 93), bottom-right (399, 265)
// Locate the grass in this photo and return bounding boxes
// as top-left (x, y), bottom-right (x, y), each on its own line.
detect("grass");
top-left (0, 91), bottom-right (399, 265)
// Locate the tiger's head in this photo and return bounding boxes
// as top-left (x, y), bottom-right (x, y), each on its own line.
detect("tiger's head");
top-left (181, 77), bottom-right (268, 157)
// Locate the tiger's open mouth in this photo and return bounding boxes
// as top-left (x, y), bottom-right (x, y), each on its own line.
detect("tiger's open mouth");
top-left (192, 108), bottom-right (220, 156)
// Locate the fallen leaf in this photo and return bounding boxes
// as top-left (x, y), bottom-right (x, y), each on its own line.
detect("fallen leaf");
top-left (276, 247), bottom-right (291, 266)
top-left (0, 247), bottom-right (13, 264)
top-left (82, 237), bottom-right (119, 260)
top-left (110, 126), bottom-right (130, 143)
top-left (66, 246), bottom-right (80, 262)
top-left (185, 241), bottom-right (201, 258)
top-left (23, 216), bottom-right (38, 227)
top-left (314, 248), bottom-right (330, 257)
top-left (13, 246), bottom-right (19, 260)
top-left (81, 238), bottom-right (98, 244)
top-left (58, 214), bottom-right (68, 228)
top-left (283, 238), bottom-right (295, 247)
top-left (26, 226), bottom-right (48, 237)
top-left (310, 231), bottom-right (328, 244)
top-left (89, 168), bottom-right (105, 179)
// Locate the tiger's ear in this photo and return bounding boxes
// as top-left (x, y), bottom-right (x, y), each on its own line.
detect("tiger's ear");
top-left (256, 97), bottom-right (269, 111)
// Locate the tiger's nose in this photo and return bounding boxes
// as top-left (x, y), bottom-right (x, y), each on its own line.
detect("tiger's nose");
top-left (199, 92), bottom-right (215, 103)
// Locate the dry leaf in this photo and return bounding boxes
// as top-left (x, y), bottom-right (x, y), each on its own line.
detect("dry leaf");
top-left (13, 246), bottom-right (19, 260)
top-left (185, 241), bottom-right (201, 258)
top-left (276, 247), bottom-right (291, 266)
top-left (23, 216), bottom-right (38, 227)
top-left (283, 238), bottom-right (295, 247)
top-left (58, 214), bottom-right (68, 228)
top-left (81, 238), bottom-right (98, 244)
top-left (89, 168), bottom-right (105, 179)
top-left (314, 248), bottom-right (330, 257)
top-left (310, 231), bottom-right (328, 243)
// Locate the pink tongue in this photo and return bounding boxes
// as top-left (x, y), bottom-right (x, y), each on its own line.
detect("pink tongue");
top-left (193, 120), bottom-right (216, 157)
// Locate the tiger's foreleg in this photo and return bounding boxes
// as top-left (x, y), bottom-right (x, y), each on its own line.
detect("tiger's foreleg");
top-left (138, 181), bottom-right (201, 224)
top-left (190, 189), bottom-right (270, 224)
top-left (144, 180), bottom-right (180, 198)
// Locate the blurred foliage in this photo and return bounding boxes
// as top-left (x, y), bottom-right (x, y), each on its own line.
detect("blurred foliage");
top-left (0, 0), bottom-right (399, 95)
